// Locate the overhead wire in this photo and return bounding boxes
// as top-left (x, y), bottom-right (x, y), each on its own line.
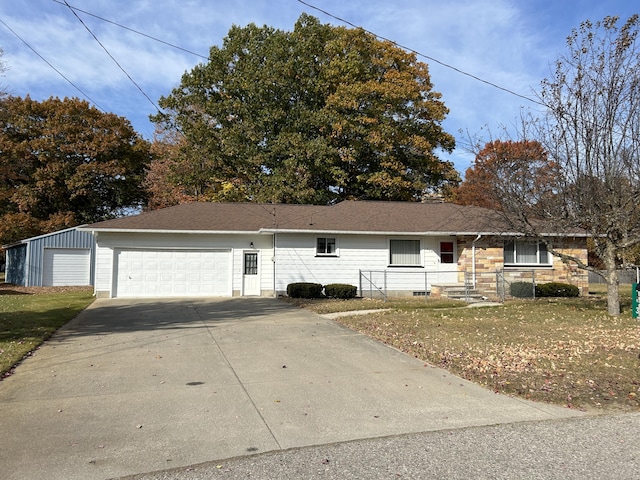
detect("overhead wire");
top-left (7, 0), bottom-right (546, 123)
top-left (0, 17), bottom-right (105, 110)
top-left (51, 0), bottom-right (209, 60)
top-left (61, 0), bottom-right (162, 113)
top-left (296, 0), bottom-right (545, 107)
top-left (57, 0), bottom-right (542, 108)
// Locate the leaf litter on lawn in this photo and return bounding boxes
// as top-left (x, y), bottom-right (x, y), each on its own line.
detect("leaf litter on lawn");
top-left (316, 298), bottom-right (640, 412)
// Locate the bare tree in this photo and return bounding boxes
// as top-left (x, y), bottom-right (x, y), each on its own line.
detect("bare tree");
top-left (488, 15), bottom-right (640, 316)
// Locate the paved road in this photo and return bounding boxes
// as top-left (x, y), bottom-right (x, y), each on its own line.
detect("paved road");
top-left (0, 297), bottom-right (593, 479)
top-left (118, 413), bottom-right (640, 480)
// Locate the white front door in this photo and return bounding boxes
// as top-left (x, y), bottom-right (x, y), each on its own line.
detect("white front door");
top-left (242, 251), bottom-right (260, 296)
top-left (436, 241), bottom-right (458, 284)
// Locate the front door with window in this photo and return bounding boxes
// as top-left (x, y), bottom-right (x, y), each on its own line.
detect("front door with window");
top-left (243, 252), bottom-right (260, 296)
top-left (437, 241), bottom-right (458, 284)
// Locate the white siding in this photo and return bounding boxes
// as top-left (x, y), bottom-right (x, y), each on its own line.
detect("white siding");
top-left (94, 232), bottom-right (273, 298)
top-left (94, 244), bottom-right (114, 296)
top-left (274, 233), bottom-right (457, 294)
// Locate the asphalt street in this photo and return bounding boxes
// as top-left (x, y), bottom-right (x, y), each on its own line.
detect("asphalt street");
top-left (118, 413), bottom-right (640, 480)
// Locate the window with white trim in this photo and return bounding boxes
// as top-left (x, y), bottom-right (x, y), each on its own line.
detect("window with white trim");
top-left (504, 240), bottom-right (550, 266)
top-left (389, 239), bottom-right (421, 266)
top-left (316, 237), bottom-right (337, 256)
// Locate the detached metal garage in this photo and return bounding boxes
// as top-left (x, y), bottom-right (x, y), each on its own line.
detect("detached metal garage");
top-left (3, 227), bottom-right (95, 287)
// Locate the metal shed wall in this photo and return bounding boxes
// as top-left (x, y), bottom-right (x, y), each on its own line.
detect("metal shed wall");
top-left (4, 227), bottom-right (96, 287)
top-left (5, 243), bottom-right (27, 286)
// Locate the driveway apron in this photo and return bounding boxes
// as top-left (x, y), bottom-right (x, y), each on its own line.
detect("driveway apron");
top-left (0, 298), bottom-right (584, 480)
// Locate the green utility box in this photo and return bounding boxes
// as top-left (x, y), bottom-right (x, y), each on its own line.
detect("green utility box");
top-left (633, 283), bottom-right (639, 319)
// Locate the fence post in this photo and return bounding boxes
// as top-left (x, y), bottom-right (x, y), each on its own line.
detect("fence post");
top-left (532, 270), bottom-right (536, 299)
top-left (359, 269), bottom-right (362, 298)
top-left (383, 270), bottom-right (387, 302)
top-left (424, 271), bottom-right (428, 302)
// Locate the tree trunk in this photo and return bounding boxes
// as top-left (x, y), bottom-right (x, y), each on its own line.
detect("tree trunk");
top-left (603, 244), bottom-right (621, 316)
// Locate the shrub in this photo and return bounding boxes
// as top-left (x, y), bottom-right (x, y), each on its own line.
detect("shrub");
top-left (510, 281), bottom-right (535, 298)
top-left (287, 282), bottom-right (323, 299)
top-left (535, 282), bottom-right (580, 298)
top-left (324, 283), bottom-right (357, 299)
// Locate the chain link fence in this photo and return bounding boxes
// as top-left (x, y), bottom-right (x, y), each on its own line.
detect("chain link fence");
top-left (359, 268), bottom-right (589, 302)
top-left (359, 269), bottom-right (461, 301)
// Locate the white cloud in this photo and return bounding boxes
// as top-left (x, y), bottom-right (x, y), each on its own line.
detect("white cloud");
top-left (1, 0), bottom-right (638, 173)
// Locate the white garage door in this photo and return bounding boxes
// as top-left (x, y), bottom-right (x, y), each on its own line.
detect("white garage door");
top-left (43, 248), bottom-right (91, 286)
top-left (114, 249), bottom-right (231, 298)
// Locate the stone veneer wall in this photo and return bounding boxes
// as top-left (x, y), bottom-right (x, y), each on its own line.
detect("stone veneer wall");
top-left (457, 236), bottom-right (589, 297)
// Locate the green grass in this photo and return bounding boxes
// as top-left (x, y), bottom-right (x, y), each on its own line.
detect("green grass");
top-left (289, 290), bottom-right (640, 412)
top-left (0, 290), bottom-right (94, 377)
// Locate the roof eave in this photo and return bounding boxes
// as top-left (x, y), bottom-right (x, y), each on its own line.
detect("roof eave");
top-left (79, 227), bottom-right (267, 235)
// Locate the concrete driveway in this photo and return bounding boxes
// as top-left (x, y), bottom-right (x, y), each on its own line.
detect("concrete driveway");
top-left (0, 298), bottom-right (584, 480)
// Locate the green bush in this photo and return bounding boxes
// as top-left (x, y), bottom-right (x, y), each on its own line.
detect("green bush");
top-left (324, 283), bottom-right (357, 299)
top-left (535, 282), bottom-right (580, 298)
top-left (287, 282), bottom-right (324, 298)
top-left (510, 281), bottom-right (535, 298)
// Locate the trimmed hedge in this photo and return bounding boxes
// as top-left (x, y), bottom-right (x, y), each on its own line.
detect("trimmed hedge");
top-left (510, 281), bottom-right (535, 298)
top-left (535, 282), bottom-right (580, 298)
top-left (324, 283), bottom-right (357, 299)
top-left (287, 282), bottom-right (323, 299)
top-left (510, 281), bottom-right (580, 298)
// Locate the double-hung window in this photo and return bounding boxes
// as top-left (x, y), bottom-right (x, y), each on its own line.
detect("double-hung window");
top-left (504, 239), bottom-right (550, 266)
top-left (316, 237), bottom-right (337, 256)
top-left (389, 239), bottom-right (421, 266)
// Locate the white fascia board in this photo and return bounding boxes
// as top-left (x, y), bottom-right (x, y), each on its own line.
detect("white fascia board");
top-left (261, 229), bottom-right (590, 237)
top-left (262, 229), bottom-right (479, 236)
top-left (78, 228), bottom-right (266, 235)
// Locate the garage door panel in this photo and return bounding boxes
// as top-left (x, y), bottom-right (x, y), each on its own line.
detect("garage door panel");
top-left (43, 248), bottom-right (91, 286)
top-left (114, 249), bottom-right (231, 298)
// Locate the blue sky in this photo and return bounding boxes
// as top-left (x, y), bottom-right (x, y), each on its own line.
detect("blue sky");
top-left (0, 0), bottom-right (637, 174)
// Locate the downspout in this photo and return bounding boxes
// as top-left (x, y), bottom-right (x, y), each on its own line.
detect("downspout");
top-left (472, 234), bottom-right (482, 289)
top-left (272, 232), bottom-right (277, 298)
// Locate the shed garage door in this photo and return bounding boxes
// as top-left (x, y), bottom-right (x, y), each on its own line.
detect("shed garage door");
top-left (43, 248), bottom-right (91, 286)
top-left (114, 249), bottom-right (231, 298)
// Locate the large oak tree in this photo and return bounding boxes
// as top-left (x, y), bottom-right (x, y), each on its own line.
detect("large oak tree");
top-left (149, 14), bottom-right (458, 206)
top-left (0, 96), bottom-right (151, 246)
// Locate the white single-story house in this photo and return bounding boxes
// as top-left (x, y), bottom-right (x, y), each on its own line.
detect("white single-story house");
top-left (79, 201), bottom-right (590, 299)
top-left (2, 226), bottom-right (95, 287)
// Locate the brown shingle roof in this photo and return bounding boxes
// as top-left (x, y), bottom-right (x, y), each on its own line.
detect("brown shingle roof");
top-left (84, 201), bottom-right (513, 234)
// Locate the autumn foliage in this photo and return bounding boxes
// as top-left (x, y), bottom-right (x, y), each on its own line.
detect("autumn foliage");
top-left (0, 96), bottom-right (151, 246)
top-left (452, 139), bottom-right (555, 211)
top-left (149, 14), bottom-right (459, 206)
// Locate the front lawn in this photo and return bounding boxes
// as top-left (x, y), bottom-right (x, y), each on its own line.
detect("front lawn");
top-left (0, 286), bottom-right (94, 377)
top-left (289, 290), bottom-right (639, 412)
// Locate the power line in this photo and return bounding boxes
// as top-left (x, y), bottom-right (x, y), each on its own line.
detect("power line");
top-left (51, 0), bottom-right (209, 60)
top-left (297, 0), bottom-right (544, 107)
top-left (61, 0), bottom-right (161, 113)
top-left (0, 17), bottom-right (105, 110)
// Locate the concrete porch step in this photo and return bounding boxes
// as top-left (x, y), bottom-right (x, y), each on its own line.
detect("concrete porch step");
top-left (434, 285), bottom-right (487, 303)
